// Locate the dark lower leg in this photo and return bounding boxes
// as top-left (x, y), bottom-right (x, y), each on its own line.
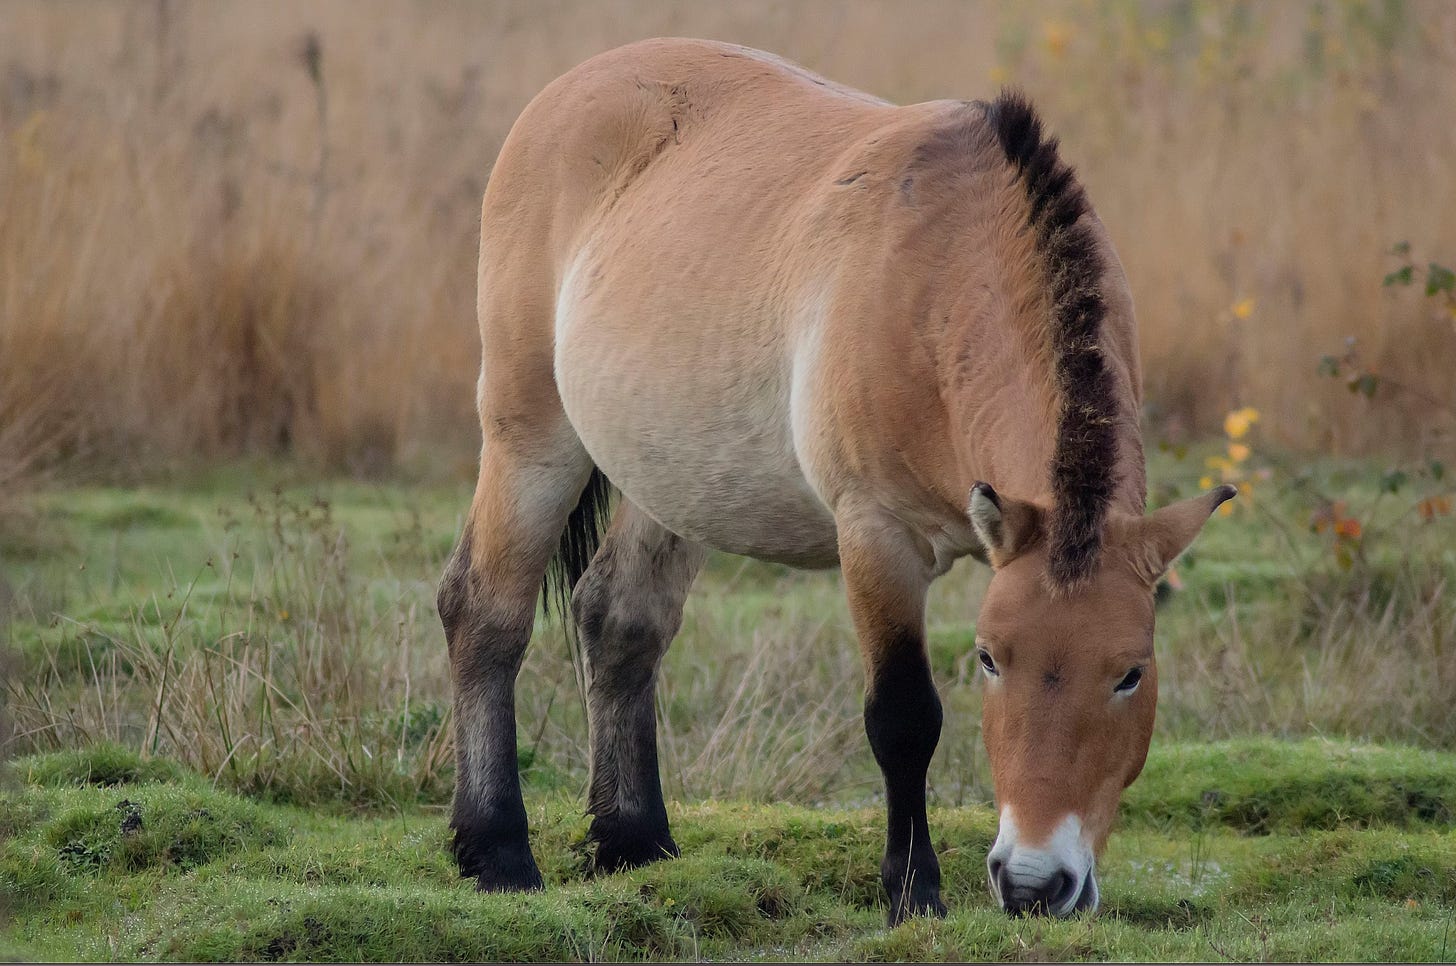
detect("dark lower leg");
top-left (865, 644), bottom-right (946, 925)
top-left (450, 679), bottom-right (543, 890)
top-left (584, 680), bottom-right (677, 870)
top-left (573, 506), bottom-right (701, 873)
top-left (440, 532), bottom-right (543, 892)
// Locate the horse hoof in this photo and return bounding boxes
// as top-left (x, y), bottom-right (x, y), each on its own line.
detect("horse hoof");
top-left (474, 862), bottom-right (545, 893)
top-left (588, 814), bottom-right (680, 873)
top-left (886, 890), bottom-right (948, 927)
top-left (884, 868), bottom-right (948, 927)
top-left (452, 823), bottom-right (544, 892)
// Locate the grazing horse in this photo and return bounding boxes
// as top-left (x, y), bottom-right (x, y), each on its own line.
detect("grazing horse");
top-left (437, 37), bottom-right (1234, 924)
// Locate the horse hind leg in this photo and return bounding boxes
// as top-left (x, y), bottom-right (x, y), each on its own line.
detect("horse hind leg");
top-left (438, 425), bottom-right (594, 892)
top-left (571, 501), bottom-right (706, 872)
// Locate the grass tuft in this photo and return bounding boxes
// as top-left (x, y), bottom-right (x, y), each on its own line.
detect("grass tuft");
top-left (20, 743), bottom-right (187, 789)
top-left (3, 742), bottom-right (1455, 961)
top-left (1125, 739), bottom-right (1456, 833)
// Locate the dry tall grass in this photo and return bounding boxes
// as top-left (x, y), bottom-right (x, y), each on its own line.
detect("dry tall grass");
top-left (2, 0), bottom-right (1454, 483)
top-left (8, 476), bottom-right (1451, 810)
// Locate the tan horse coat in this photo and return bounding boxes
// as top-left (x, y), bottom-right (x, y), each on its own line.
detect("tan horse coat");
top-left (490, 39), bottom-right (1145, 567)
top-left (439, 37), bottom-right (1232, 923)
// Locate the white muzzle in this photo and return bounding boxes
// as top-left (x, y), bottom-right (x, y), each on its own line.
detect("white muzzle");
top-left (986, 807), bottom-right (1099, 917)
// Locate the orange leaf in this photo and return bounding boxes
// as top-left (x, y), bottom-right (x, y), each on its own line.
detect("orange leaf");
top-left (1419, 495), bottom-right (1453, 520)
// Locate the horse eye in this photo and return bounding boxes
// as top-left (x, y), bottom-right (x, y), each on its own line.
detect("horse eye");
top-left (1115, 667), bottom-right (1143, 693)
top-left (977, 649), bottom-right (998, 675)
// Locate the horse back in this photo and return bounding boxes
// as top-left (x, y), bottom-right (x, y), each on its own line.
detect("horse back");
top-left (476, 38), bottom-right (1138, 569)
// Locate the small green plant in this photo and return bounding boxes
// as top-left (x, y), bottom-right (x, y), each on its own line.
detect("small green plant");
top-left (1147, 248), bottom-right (1456, 746)
top-left (1303, 243), bottom-right (1456, 569)
top-left (1318, 242), bottom-right (1456, 414)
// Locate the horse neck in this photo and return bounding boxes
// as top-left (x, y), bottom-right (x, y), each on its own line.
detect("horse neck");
top-left (938, 303), bottom-right (1059, 505)
top-left (927, 274), bottom-right (1146, 515)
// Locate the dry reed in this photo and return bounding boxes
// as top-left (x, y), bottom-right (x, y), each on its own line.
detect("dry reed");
top-left (1, 0), bottom-right (1453, 486)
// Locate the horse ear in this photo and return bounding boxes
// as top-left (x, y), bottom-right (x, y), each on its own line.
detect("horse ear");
top-left (968, 482), bottom-right (1044, 567)
top-left (1136, 485), bottom-right (1238, 584)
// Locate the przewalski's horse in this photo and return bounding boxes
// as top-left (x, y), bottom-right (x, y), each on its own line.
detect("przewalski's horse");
top-left (438, 38), bottom-right (1234, 924)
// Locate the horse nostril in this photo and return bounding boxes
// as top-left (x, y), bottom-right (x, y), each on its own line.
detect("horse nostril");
top-left (1047, 869), bottom-right (1078, 910)
top-left (988, 857), bottom-right (1011, 901)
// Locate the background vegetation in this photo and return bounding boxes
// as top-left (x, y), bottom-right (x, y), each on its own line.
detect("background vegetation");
top-left (2, 0), bottom-right (1455, 484)
top-left (2, 0), bottom-right (1455, 961)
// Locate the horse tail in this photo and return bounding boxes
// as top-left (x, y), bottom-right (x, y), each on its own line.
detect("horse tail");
top-left (542, 466), bottom-right (614, 621)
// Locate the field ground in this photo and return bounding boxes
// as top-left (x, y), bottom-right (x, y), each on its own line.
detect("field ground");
top-left (2, 742), bottom-right (1455, 961)
top-left (2, 452), bottom-right (1455, 961)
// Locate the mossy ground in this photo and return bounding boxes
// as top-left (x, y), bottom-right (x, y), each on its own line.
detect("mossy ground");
top-left (3, 741), bottom-right (1454, 962)
top-left (3, 460), bottom-right (1455, 960)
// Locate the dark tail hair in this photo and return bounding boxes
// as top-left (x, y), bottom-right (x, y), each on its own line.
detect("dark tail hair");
top-left (542, 466), bottom-right (614, 620)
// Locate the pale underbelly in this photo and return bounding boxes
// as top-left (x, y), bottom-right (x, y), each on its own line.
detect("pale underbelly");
top-left (598, 451), bottom-right (840, 568)
top-left (555, 330), bottom-right (839, 568)
top-left (565, 398), bottom-right (840, 567)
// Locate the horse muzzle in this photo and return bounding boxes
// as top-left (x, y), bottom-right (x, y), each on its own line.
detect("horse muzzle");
top-left (986, 808), bottom-right (1099, 918)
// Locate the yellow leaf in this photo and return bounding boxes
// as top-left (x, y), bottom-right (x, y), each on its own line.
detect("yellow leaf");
top-left (1043, 21), bottom-right (1072, 58)
top-left (1198, 476), bottom-right (1214, 490)
top-left (1232, 298), bottom-right (1256, 320)
top-left (1218, 501), bottom-right (1234, 517)
top-left (1042, 19), bottom-right (1073, 59)
top-left (1228, 443), bottom-right (1251, 463)
top-left (1224, 407), bottom-right (1260, 440)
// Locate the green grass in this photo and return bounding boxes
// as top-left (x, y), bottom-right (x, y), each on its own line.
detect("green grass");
top-left (2, 742), bottom-right (1454, 961)
top-left (2, 453), bottom-right (1455, 959)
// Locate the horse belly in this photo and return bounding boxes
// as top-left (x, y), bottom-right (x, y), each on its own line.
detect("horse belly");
top-left (554, 300), bottom-right (838, 568)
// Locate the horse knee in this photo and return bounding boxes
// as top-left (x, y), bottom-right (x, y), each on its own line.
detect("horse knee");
top-left (437, 531), bottom-right (476, 642)
top-left (439, 530), bottom-right (534, 679)
top-left (572, 568), bottom-right (672, 686)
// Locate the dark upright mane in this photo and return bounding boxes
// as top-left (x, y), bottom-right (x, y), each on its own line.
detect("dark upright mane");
top-left (984, 90), bottom-right (1117, 588)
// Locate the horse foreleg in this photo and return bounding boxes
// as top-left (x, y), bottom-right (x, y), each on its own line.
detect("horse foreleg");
top-left (838, 508), bottom-right (946, 926)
